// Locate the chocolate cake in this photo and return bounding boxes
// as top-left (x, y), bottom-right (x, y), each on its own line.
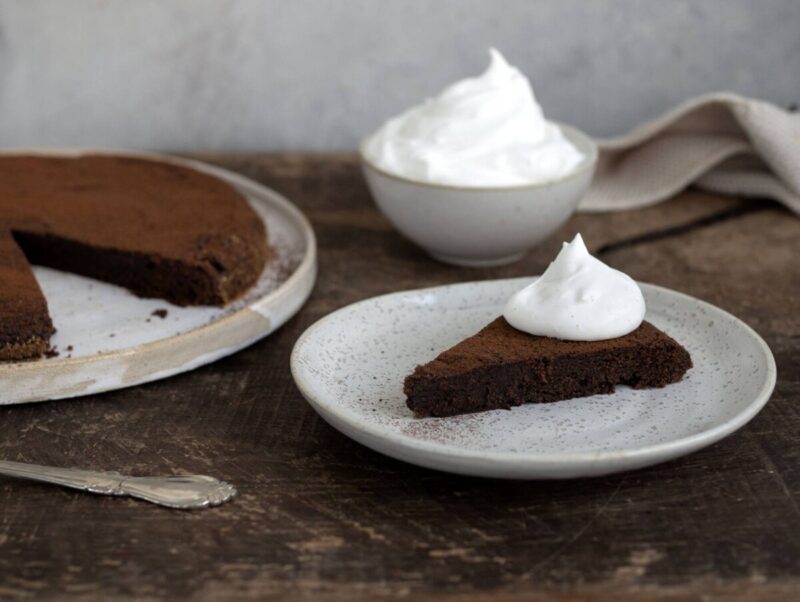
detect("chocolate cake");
top-left (0, 155), bottom-right (269, 361)
top-left (404, 317), bottom-right (692, 417)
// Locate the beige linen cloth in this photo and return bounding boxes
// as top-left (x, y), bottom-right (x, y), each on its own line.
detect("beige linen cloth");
top-left (579, 93), bottom-right (800, 214)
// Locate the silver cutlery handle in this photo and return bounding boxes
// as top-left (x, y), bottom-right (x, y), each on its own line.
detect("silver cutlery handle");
top-left (0, 460), bottom-right (236, 509)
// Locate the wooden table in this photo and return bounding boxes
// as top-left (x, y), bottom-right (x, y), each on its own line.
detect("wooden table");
top-left (0, 154), bottom-right (797, 601)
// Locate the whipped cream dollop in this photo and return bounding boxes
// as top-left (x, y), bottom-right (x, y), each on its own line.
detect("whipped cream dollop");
top-left (363, 48), bottom-right (585, 187)
top-left (503, 234), bottom-right (646, 341)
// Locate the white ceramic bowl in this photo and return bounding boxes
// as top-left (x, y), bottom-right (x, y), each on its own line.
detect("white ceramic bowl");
top-left (360, 123), bottom-right (598, 267)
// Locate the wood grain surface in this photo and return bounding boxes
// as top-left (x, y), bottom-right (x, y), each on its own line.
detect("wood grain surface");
top-left (0, 154), bottom-right (797, 601)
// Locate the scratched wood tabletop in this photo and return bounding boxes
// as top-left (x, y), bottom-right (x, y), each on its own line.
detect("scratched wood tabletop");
top-left (0, 154), bottom-right (797, 601)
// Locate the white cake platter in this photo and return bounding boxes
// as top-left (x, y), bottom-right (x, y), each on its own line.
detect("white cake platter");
top-left (0, 149), bottom-right (316, 405)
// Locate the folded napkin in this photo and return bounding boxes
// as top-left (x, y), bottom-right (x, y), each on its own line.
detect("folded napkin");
top-left (579, 93), bottom-right (800, 214)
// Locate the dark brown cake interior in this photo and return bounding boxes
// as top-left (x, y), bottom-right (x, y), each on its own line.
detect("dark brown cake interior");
top-left (0, 233), bottom-right (55, 360)
top-left (404, 317), bottom-right (692, 417)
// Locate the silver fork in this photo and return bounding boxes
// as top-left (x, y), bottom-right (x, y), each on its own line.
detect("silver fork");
top-left (0, 460), bottom-right (236, 509)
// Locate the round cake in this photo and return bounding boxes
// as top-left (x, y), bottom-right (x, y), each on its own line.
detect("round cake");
top-left (0, 154), bottom-right (270, 361)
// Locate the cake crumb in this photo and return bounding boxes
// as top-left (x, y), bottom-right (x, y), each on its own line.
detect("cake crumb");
top-left (44, 346), bottom-right (59, 358)
top-left (66, 345), bottom-right (73, 352)
top-left (151, 309), bottom-right (168, 319)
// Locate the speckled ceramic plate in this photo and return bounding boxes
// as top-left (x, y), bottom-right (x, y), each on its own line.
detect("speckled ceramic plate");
top-left (291, 278), bottom-right (775, 479)
top-left (0, 150), bottom-right (316, 405)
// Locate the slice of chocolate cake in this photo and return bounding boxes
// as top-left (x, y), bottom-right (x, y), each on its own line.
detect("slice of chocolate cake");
top-left (404, 317), bottom-right (692, 417)
top-left (0, 234), bottom-right (55, 360)
top-left (0, 154), bottom-right (270, 362)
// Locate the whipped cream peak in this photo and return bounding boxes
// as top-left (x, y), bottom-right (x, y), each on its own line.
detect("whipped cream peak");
top-left (503, 233), bottom-right (646, 341)
top-left (363, 48), bottom-right (584, 187)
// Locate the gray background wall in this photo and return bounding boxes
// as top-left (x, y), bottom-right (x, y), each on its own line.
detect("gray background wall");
top-left (0, 0), bottom-right (797, 151)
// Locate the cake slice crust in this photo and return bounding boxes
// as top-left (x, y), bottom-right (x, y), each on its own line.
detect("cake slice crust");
top-left (404, 318), bottom-right (692, 417)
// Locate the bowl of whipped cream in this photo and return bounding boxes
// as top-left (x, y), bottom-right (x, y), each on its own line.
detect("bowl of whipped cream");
top-left (360, 48), bottom-right (597, 267)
